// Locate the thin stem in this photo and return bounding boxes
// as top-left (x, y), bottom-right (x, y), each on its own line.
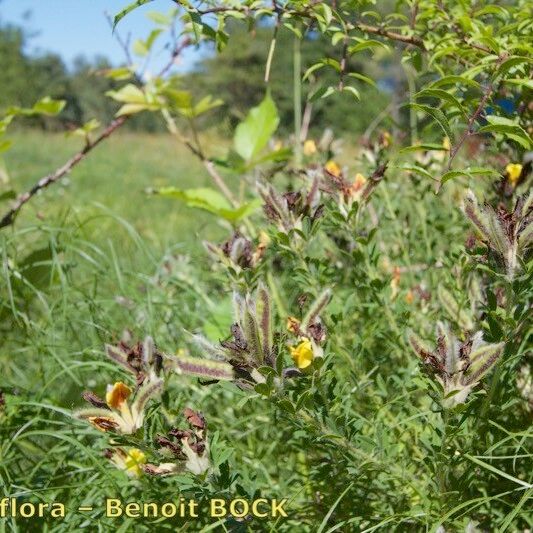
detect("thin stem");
top-left (264, 11), bottom-right (281, 84)
top-left (403, 63), bottom-right (418, 145)
top-left (479, 281), bottom-right (514, 427)
top-left (162, 108), bottom-right (238, 207)
top-left (438, 409), bottom-right (449, 498)
top-left (293, 31), bottom-right (302, 166)
top-left (0, 117), bottom-right (127, 228)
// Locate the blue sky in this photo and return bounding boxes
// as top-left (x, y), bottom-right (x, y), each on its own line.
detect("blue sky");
top-left (0, 0), bottom-right (201, 71)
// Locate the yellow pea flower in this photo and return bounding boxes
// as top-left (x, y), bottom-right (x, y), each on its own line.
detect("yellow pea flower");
top-left (106, 382), bottom-right (132, 409)
top-left (380, 131), bottom-right (392, 148)
top-left (390, 266), bottom-right (401, 300)
top-left (286, 316), bottom-right (301, 334)
top-left (325, 160), bottom-right (342, 178)
top-left (124, 448), bottom-right (147, 477)
top-left (350, 173), bottom-right (367, 195)
top-left (442, 137), bottom-right (451, 151)
top-left (505, 163), bottom-right (522, 186)
top-left (290, 338), bottom-right (314, 369)
top-left (303, 139), bottom-right (317, 156)
top-left (77, 379), bottom-right (162, 434)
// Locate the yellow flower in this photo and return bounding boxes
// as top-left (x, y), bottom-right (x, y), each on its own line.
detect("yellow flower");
top-left (252, 230), bottom-right (271, 264)
top-left (350, 173), bottom-right (367, 195)
top-left (290, 338), bottom-right (314, 369)
top-left (286, 316), bottom-right (301, 334)
top-left (303, 139), bottom-right (317, 156)
top-left (390, 266), bottom-right (401, 300)
top-left (442, 137), bottom-right (451, 151)
top-left (405, 290), bottom-right (414, 305)
top-left (124, 448), bottom-right (146, 477)
top-left (505, 163), bottom-right (522, 186)
top-left (78, 379), bottom-right (162, 434)
top-left (106, 382), bottom-right (132, 409)
top-left (380, 131), bottom-right (392, 148)
top-left (325, 160), bottom-right (341, 178)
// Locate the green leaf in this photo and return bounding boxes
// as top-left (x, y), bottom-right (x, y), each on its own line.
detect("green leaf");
top-left (114, 0), bottom-right (154, 28)
top-left (233, 93), bottom-right (279, 161)
top-left (504, 78), bottom-right (533, 90)
top-left (348, 40), bottom-right (388, 54)
top-left (440, 167), bottom-right (498, 185)
top-left (347, 72), bottom-right (377, 88)
top-left (133, 39), bottom-right (148, 56)
top-left (398, 143), bottom-right (448, 154)
top-left (0, 139), bottom-right (12, 154)
top-left (408, 103), bottom-right (453, 141)
top-left (415, 88), bottom-right (467, 119)
top-left (8, 97), bottom-right (66, 117)
top-left (0, 189), bottom-right (16, 202)
top-left (496, 56), bottom-right (532, 77)
top-left (395, 165), bottom-right (437, 181)
top-left (18, 246), bottom-right (57, 289)
top-left (440, 170), bottom-right (468, 185)
top-left (479, 118), bottom-right (532, 149)
top-left (164, 88), bottom-right (193, 109)
top-left (309, 85), bottom-right (336, 101)
top-left (68, 119), bottom-right (101, 138)
top-left (107, 84), bottom-right (146, 104)
top-left (190, 95), bottom-right (223, 117)
top-left (146, 28), bottom-right (163, 50)
top-left (101, 67), bottom-right (134, 81)
top-left (107, 84), bottom-right (160, 116)
top-left (152, 186), bottom-right (261, 222)
top-left (147, 11), bottom-right (173, 25)
top-left (32, 97), bottom-right (66, 116)
top-left (342, 85), bottom-right (360, 100)
top-left (430, 76), bottom-right (481, 90)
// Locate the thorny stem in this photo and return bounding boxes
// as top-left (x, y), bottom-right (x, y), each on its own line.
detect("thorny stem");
top-left (447, 54), bottom-right (507, 170)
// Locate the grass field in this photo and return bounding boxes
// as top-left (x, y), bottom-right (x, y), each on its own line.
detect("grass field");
top-left (5, 130), bottom-right (229, 248)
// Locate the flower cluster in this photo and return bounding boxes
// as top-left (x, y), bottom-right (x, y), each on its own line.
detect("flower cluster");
top-left (408, 323), bottom-right (504, 408)
top-left (204, 231), bottom-right (269, 272)
top-left (286, 289), bottom-right (331, 372)
top-left (322, 160), bottom-right (387, 217)
top-left (78, 380), bottom-right (162, 434)
top-left (463, 189), bottom-right (533, 278)
top-left (258, 179), bottom-right (323, 234)
top-left (74, 335), bottom-right (211, 478)
top-left (146, 408), bottom-right (209, 476)
top-left (169, 284), bottom-right (332, 388)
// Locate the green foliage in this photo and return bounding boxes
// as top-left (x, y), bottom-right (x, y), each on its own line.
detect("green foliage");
top-left (152, 186), bottom-right (262, 223)
top-left (233, 93), bottom-right (280, 162)
top-left (1, 0), bottom-right (533, 531)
